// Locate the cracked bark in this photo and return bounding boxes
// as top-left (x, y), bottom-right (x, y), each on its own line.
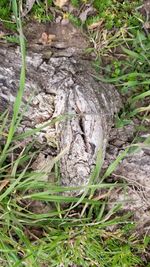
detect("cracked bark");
top-left (0, 45), bottom-right (150, 228)
top-left (0, 45), bottom-right (121, 189)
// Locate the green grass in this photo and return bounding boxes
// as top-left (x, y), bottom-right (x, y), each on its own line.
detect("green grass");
top-left (92, 29), bottom-right (150, 127)
top-left (0, 0), bottom-right (150, 266)
top-left (31, 1), bottom-right (53, 23)
top-left (0, 219), bottom-right (147, 266)
top-left (92, 0), bottom-right (142, 30)
top-left (0, 0), bottom-right (17, 31)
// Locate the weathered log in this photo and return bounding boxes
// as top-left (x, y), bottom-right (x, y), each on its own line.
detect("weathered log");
top-left (1, 42), bottom-right (149, 230)
top-left (0, 45), bottom-right (121, 190)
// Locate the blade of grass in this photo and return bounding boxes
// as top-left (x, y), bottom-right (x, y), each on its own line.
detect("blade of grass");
top-left (0, 1), bottom-right (26, 166)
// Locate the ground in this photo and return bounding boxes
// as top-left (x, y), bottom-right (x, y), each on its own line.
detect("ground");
top-left (0, 0), bottom-right (150, 266)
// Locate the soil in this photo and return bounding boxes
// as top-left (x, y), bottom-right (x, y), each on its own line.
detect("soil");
top-left (24, 21), bottom-right (88, 50)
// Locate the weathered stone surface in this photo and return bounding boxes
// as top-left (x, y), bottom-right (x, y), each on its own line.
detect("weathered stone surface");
top-left (0, 45), bottom-right (121, 191)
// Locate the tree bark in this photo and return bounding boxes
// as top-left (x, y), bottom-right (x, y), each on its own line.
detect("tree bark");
top-left (0, 45), bottom-right (121, 190)
top-left (0, 44), bottom-right (149, 229)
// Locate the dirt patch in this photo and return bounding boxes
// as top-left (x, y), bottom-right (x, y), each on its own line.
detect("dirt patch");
top-left (24, 21), bottom-right (88, 51)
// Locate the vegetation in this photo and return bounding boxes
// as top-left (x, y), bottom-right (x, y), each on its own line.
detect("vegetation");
top-left (0, 0), bottom-right (150, 266)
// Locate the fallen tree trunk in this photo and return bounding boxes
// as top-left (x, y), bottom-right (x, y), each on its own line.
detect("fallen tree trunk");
top-left (0, 45), bottom-right (121, 190)
top-left (0, 43), bottom-right (149, 229)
